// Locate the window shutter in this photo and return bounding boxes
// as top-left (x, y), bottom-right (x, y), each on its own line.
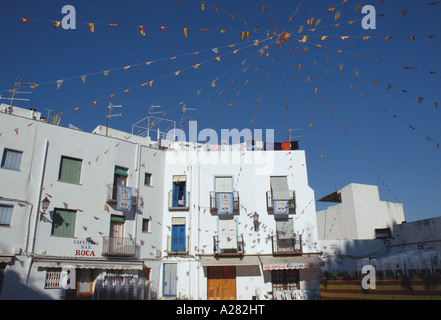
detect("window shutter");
top-left (270, 176), bottom-right (290, 200)
top-left (276, 218), bottom-right (294, 239)
top-left (218, 218), bottom-right (237, 249)
top-left (1, 149), bottom-right (23, 170)
top-left (0, 205), bottom-right (13, 225)
top-left (51, 209), bottom-right (76, 237)
top-left (59, 157), bottom-right (82, 184)
top-left (215, 177), bottom-right (233, 193)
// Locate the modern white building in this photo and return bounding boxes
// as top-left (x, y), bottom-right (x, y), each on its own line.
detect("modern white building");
top-left (316, 183), bottom-right (441, 278)
top-left (316, 183), bottom-right (406, 241)
top-left (0, 105), bottom-right (323, 300)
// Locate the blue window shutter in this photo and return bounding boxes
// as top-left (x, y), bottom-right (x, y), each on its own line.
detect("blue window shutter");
top-left (172, 183), bottom-right (179, 207)
top-left (171, 224), bottom-right (186, 252)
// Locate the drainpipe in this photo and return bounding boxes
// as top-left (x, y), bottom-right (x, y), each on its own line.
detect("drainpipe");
top-left (197, 161), bottom-right (201, 299)
top-left (26, 139), bottom-right (49, 284)
top-left (133, 143), bottom-right (141, 248)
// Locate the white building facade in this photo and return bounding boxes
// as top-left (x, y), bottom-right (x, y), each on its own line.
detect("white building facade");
top-left (0, 106), bottom-right (323, 300)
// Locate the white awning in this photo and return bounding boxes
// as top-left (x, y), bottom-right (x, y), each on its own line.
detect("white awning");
top-left (33, 259), bottom-right (144, 270)
top-left (270, 176), bottom-right (291, 200)
top-left (215, 177), bottom-right (233, 193)
top-left (259, 255), bottom-right (325, 271)
top-left (199, 255), bottom-right (260, 267)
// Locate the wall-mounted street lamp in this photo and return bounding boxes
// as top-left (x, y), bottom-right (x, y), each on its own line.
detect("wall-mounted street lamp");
top-left (252, 212), bottom-right (260, 232)
top-left (40, 196), bottom-right (50, 221)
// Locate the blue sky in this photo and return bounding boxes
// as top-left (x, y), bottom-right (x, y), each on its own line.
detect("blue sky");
top-left (1, 0), bottom-right (441, 222)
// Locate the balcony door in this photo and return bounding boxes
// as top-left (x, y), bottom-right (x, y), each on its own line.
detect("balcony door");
top-left (110, 215), bottom-right (125, 254)
top-left (172, 176), bottom-right (187, 208)
top-left (171, 218), bottom-right (186, 252)
top-left (113, 166), bottom-right (128, 200)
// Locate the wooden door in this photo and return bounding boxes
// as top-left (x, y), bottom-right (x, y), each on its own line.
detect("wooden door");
top-left (207, 266), bottom-right (236, 300)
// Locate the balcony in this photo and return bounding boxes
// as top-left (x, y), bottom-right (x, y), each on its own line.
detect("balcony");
top-left (166, 235), bottom-right (189, 255)
top-left (213, 235), bottom-right (244, 257)
top-left (271, 235), bottom-right (302, 255)
top-left (106, 184), bottom-right (138, 206)
top-left (266, 191), bottom-right (296, 213)
top-left (102, 236), bottom-right (136, 257)
top-left (168, 191), bottom-right (190, 211)
top-left (210, 191), bottom-right (239, 213)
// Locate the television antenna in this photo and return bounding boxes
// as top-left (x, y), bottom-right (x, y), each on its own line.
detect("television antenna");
top-left (106, 102), bottom-right (122, 136)
top-left (0, 76), bottom-right (35, 113)
top-left (180, 104), bottom-right (197, 130)
top-left (287, 128), bottom-right (306, 141)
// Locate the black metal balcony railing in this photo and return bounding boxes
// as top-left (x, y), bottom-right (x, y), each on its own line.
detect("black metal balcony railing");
top-left (266, 191), bottom-right (296, 213)
top-left (166, 235), bottom-right (189, 255)
top-left (209, 191), bottom-right (239, 212)
top-left (106, 184), bottom-right (138, 207)
top-left (102, 236), bottom-right (136, 257)
top-left (168, 191), bottom-right (190, 211)
top-left (271, 235), bottom-right (302, 255)
top-left (213, 235), bottom-right (244, 256)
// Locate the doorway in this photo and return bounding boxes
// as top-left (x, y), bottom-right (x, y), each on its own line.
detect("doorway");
top-left (207, 266), bottom-right (236, 300)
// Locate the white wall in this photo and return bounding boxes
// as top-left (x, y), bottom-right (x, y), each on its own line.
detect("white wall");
top-left (316, 183), bottom-right (405, 240)
top-left (162, 149), bottom-right (320, 299)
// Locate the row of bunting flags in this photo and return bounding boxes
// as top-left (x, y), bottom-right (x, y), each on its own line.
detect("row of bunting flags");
top-left (12, 1), bottom-right (439, 38)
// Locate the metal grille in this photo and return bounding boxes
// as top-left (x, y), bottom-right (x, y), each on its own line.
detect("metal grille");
top-left (44, 269), bottom-right (62, 289)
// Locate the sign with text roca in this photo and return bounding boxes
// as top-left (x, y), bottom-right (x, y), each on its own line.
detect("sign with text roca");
top-left (74, 239), bottom-right (99, 257)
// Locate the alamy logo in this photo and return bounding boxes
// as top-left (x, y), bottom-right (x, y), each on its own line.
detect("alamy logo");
top-left (361, 265), bottom-right (376, 290)
top-left (361, 5), bottom-right (377, 30)
top-left (61, 5), bottom-right (76, 30)
top-left (60, 267), bottom-right (76, 289)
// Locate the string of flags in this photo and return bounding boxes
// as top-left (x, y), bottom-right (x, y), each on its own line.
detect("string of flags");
top-left (293, 38), bottom-right (440, 114)
top-left (293, 46), bottom-right (441, 154)
top-left (3, 0), bottom-right (441, 211)
top-left (35, 35), bottom-right (275, 118)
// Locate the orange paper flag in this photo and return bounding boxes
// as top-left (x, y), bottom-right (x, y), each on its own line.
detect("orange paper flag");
top-left (139, 25), bottom-right (145, 36)
top-left (87, 23), bottom-right (95, 33)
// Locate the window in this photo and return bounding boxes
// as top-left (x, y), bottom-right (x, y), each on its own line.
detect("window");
top-left (1, 149), bottom-right (23, 171)
top-left (375, 228), bottom-right (392, 239)
top-left (171, 218), bottom-right (186, 252)
top-left (217, 218), bottom-right (238, 252)
top-left (59, 156), bottom-right (82, 184)
top-left (51, 208), bottom-right (76, 237)
top-left (172, 176), bottom-right (187, 208)
top-left (0, 205), bottom-right (13, 226)
top-left (163, 263), bottom-right (177, 297)
top-left (45, 268), bottom-right (62, 289)
top-left (144, 173), bottom-right (152, 186)
top-left (142, 218), bottom-right (150, 233)
top-left (275, 218), bottom-right (295, 252)
top-left (113, 166), bottom-right (128, 200)
top-left (271, 269), bottom-right (299, 292)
